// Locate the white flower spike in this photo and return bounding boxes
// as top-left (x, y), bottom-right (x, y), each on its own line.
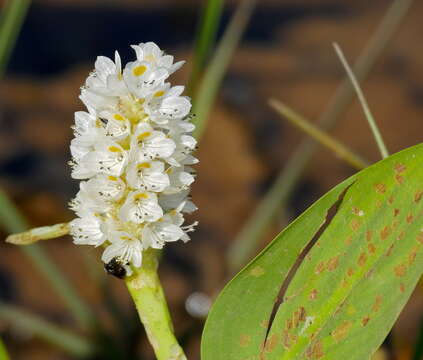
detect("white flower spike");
top-left (69, 42), bottom-right (198, 277)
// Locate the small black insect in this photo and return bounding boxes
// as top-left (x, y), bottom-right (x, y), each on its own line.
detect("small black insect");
top-left (104, 257), bottom-right (127, 279)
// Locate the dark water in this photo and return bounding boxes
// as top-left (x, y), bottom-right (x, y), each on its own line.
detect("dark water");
top-left (8, 2), bottom-right (347, 76)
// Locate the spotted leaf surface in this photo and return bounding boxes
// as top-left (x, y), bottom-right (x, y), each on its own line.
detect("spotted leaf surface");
top-left (201, 143), bottom-right (423, 360)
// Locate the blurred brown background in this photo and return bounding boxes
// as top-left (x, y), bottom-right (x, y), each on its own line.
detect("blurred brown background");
top-left (0, 0), bottom-right (422, 359)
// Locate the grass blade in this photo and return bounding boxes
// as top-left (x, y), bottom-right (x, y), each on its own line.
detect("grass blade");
top-left (0, 302), bottom-right (94, 357)
top-left (0, 0), bottom-right (30, 77)
top-left (333, 42), bottom-right (389, 159)
top-left (192, 0), bottom-right (256, 139)
top-left (269, 98), bottom-right (369, 170)
top-left (187, 0), bottom-right (224, 96)
top-left (0, 337), bottom-right (10, 360)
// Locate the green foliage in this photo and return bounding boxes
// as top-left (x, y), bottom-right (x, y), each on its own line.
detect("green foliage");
top-left (188, 0), bottom-right (224, 96)
top-left (202, 143), bottom-right (423, 360)
top-left (0, 337), bottom-right (10, 360)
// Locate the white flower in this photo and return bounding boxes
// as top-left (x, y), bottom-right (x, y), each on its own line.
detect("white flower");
top-left (70, 215), bottom-right (107, 246)
top-left (131, 42), bottom-right (184, 74)
top-left (133, 123), bottom-right (176, 161)
top-left (101, 231), bottom-right (143, 268)
top-left (119, 191), bottom-right (163, 223)
top-left (80, 140), bottom-right (128, 177)
top-left (126, 160), bottom-right (169, 192)
top-left (69, 42), bottom-right (197, 275)
top-left (142, 215), bottom-right (184, 249)
top-left (145, 85), bottom-right (191, 125)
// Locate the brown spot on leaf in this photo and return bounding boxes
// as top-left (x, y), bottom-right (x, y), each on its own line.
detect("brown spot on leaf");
top-left (395, 174), bottom-right (404, 185)
top-left (417, 232), bottom-right (423, 244)
top-left (310, 289), bottom-right (318, 300)
top-left (286, 318), bottom-right (293, 330)
top-left (347, 268), bottom-right (354, 277)
top-left (250, 266), bottom-right (265, 277)
top-left (240, 334), bottom-right (251, 347)
top-left (400, 283), bottom-right (405, 293)
top-left (366, 231), bottom-right (373, 242)
top-left (260, 320), bottom-right (269, 329)
top-left (388, 196), bottom-right (395, 205)
top-left (415, 190), bottom-right (423, 203)
top-left (397, 231), bottom-right (405, 241)
top-left (264, 334), bottom-right (278, 352)
top-left (344, 236), bottom-right (353, 246)
top-left (332, 321), bottom-right (352, 343)
top-left (350, 219), bottom-right (360, 231)
top-left (394, 264), bottom-right (407, 277)
top-left (362, 316), bottom-right (370, 326)
top-left (315, 262), bottom-right (325, 274)
top-left (372, 295), bottom-right (382, 313)
top-left (293, 307), bottom-right (306, 328)
top-left (327, 256), bottom-right (340, 271)
top-left (380, 226), bottom-right (391, 240)
top-left (394, 208), bottom-right (400, 217)
top-left (306, 340), bottom-right (324, 359)
top-left (358, 253), bottom-right (367, 267)
top-left (368, 243), bottom-right (376, 254)
top-left (385, 244), bottom-right (395, 257)
top-left (407, 213), bottom-right (414, 224)
top-left (374, 183), bottom-right (386, 194)
top-left (409, 247), bottom-right (418, 265)
top-left (282, 331), bottom-right (290, 349)
top-left (394, 163), bottom-right (406, 174)
top-left (365, 269), bottom-right (375, 278)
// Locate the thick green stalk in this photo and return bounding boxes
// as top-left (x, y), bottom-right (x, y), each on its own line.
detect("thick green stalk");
top-left (125, 250), bottom-right (186, 360)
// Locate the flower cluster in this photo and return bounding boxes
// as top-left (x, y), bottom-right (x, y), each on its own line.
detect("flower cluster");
top-left (69, 42), bottom-right (198, 276)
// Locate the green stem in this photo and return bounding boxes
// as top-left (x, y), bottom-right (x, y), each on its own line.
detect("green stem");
top-left (0, 303), bottom-right (94, 358)
top-left (269, 98), bottom-right (369, 170)
top-left (0, 0), bottom-right (31, 77)
top-left (333, 43), bottom-right (389, 159)
top-left (125, 250), bottom-right (186, 360)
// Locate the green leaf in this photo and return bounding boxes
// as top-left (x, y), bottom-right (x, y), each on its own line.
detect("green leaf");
top-left (202, 143), bottom-right (423, 360)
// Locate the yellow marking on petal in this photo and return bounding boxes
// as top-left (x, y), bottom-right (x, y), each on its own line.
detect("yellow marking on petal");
top-left (166, 168), bottom-right (173, 174)
top-left (137, 162), bottom-right (151, 169)
top-left (120, 236), bottom-right (131, 241)
top-left (134, 193), bottom-right (148, 200)
top-left (114, 114), bottom-right (124, 121)
top-left (137, 132), bottom-right (151, 141)
top-left (137, 98), bottom-right (145, 104)
top-left (108, 176), bottom-right (118, 181)
top-left (108, 146), bottom-right (122, 153)
top-left (169, 209), bottom-right (177, 215)
top-left (133, 65), bottom-right (147, 76)
top-left (154, 90), bottom-right (165, 97)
